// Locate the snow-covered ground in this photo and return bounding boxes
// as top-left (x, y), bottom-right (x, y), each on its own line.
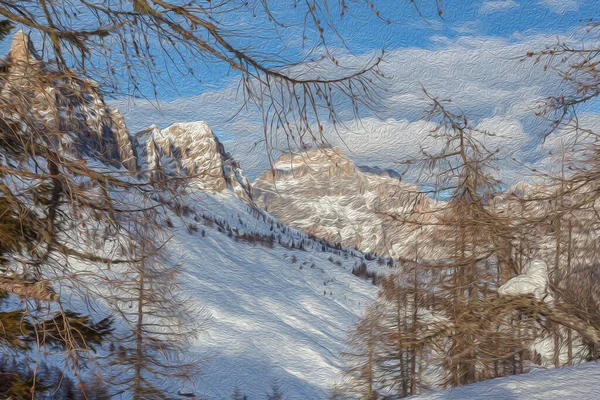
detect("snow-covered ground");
top-left (166, 190), bottom-right (381, 399)
top-left (413, 362), bottom-right (600, 400)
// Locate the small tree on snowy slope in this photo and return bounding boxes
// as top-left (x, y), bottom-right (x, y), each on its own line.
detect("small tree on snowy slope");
top-left (103, 217), bottom-right (200, 400)
top-left (337, 305), bottom-right (384, 399)
top-left (267, 381), bottom-right (284, 400)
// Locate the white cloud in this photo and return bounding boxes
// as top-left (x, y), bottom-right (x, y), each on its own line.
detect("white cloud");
top-left (535, 113), bottom-right (600, 173)
top-left (115, 86), bottom-right (248, 134)
top-left (475, 116), bottom-right (530, 155)
top-left (321, 115), bottom-right (535, 186)
top-left (324, 118), bottom-right (440, 165)
top-left (480, 0), bottom-right (519, 14)
top-left (378, 34), bottom-right (565, 121)
top-left (452, 21), bottom-right (479, 34)
top-left (538, 0), bottom-right (578, 14)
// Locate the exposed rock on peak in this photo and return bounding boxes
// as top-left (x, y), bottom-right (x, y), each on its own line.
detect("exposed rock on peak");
top-left (110, 108), bottom-right (139, 173)
top-left (3, 31), bottom-right (44, 93)
top-left (133, 122), bottom-right (252, 200)
top-left (0, 32), bottom-right (136, 171)
top-left (265, 147), bottom-right (358, 181)
top-left (8, 31), bottom-right (41, 66)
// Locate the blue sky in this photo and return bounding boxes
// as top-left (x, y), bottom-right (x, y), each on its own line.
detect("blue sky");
top-left (3, 1), bottom-right (595, 100)
top-left (126, 0), bottom-right (599, 101)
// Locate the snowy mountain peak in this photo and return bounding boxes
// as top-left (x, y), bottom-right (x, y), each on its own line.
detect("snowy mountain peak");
top-left (134, 122), bottom-right (253, 200)
top-left (254, 147), bottom-right (431, 258)
top-left (0, 32), bottom-right (136, 170)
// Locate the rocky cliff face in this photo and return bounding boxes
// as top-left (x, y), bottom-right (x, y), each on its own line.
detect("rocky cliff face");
top-left (0, 31), bottom-right (137, 169)
top-left (1, 32), bottom-right (252, 201)
top-left (133, 122), bottom-right (252, 200)
top-left (253, 147), bottom-right (439, 258)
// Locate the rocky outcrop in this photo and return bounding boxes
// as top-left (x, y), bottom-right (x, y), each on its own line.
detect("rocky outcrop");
top-left (133, 122), bottom-right (252, 200)
top-left (110, 108), bottom-right (139, 173)
top-left (4, 31), bottom-right (42, 80)
top-left (254, 147), bottom-right (437, 258)
top-left (261, 147), bottom-right (358, 181)
top-left (0, 31), bottom-right (136, 170)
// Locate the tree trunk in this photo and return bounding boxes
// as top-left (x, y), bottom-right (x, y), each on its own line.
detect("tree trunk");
top-left (133, 268), bottom-right (145, 400)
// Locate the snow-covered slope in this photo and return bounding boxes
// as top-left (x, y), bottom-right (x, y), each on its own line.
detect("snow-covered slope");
top-left (117, 116), bottom-right (385, 399)
top-left (412, 362), bottom-right (600, 400)
top-left (168, 190), bottom-right (379, 399)
top-left (71, 129), bottom-right (382, 397)
top-left (102, 125), bottom-right (384, 397)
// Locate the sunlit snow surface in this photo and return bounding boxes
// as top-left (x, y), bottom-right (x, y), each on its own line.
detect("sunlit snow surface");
top-left (499, 260), bottom-right (551, 301)
top-left (167, 191), bottom-right (379, 399)
top-left (412, 362), bottom-right (600, 400)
